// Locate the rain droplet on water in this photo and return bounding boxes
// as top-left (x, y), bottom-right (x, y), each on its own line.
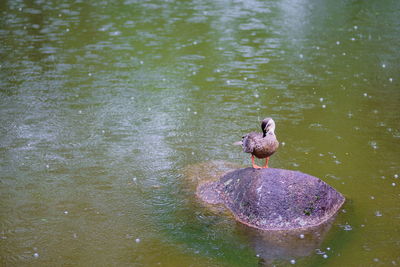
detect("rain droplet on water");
top-left (135, 238), bottom-right (141, 243)
top-left (375, 211), bottom-right (382, 217)
top-left (110, 31), bottom-right (121, 36)
top-left (369, 141), bottom-right (378, 150)
top-left (340, 224), bottom-right (352, 231)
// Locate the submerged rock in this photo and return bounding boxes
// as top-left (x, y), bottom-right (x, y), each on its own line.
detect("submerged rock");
top-left (197, 167), bottom-right (345, 231)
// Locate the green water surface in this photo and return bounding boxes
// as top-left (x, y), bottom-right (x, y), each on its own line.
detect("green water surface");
top-left (1, 0), bottom-right (399, 266)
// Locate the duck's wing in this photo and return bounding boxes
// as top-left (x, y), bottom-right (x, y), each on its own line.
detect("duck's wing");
top-left (242, 132), bottom-right (260, 153)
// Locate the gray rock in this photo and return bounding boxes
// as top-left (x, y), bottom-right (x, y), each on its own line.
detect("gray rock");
top-left (197, 167), bottom-right (345, 231)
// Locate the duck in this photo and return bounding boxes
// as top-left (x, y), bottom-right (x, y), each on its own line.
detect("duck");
top-left (236, 118), bottom-right (279, 169)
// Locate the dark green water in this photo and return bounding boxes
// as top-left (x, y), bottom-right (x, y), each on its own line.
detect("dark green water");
top-left (1, 0), bottom-right (399, 266)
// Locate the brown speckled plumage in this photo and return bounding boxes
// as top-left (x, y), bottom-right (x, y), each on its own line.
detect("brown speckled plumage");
top-left (242, 131), bottom-right (278, 159)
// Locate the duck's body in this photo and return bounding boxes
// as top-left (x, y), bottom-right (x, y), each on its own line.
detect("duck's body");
top-left (238, 118), bottom-right (279, 168)
top-left (242, 131), bottom-right (279, 159)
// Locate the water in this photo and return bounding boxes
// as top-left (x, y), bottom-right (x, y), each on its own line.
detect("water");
top-left (1, 0), bottom-right (399, 266)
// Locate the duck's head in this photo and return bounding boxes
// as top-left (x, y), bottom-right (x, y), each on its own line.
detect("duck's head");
top-left (261, 118), bottom-right (276, 136)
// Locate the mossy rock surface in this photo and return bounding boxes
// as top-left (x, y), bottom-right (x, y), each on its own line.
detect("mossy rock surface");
top-left (197, 167), bottom-right (345, 231)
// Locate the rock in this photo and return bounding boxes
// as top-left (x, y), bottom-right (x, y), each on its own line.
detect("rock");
top-left (197, 167), bottom-right (345, 231)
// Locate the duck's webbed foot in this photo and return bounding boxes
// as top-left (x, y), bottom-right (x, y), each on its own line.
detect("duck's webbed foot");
top-left (251, 155), bottom-right (262, 169)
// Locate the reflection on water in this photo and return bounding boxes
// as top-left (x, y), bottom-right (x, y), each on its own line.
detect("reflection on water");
top-left (1, 0), bottom-right (399, 266)
top-left (237, 216), bottom-right (336, 265)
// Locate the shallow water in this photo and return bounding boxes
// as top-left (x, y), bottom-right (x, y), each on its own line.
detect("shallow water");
top-left (1, 0), bottom-right (399, 266)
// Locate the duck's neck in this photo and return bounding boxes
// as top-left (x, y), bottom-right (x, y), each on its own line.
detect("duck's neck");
top-left (263, 129), bottom-right (275, 138)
